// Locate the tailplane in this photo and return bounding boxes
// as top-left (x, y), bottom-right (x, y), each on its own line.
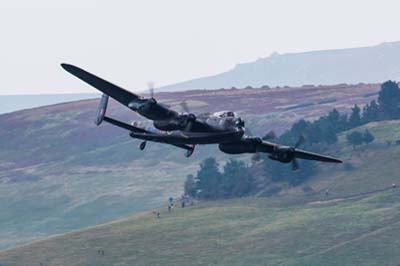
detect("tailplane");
top-left (95, 94), bottom-right (109, 126)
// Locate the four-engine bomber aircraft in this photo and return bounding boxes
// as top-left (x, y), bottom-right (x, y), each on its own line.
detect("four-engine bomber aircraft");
top-left (61, 63), bottom-right (342, 170)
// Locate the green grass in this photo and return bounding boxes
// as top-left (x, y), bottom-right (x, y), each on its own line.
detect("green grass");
top-left (1, 192), bottom-right (400, 266)
top-left (303, 120), bottom-right (400, 198)
top-left (0, 84), bottom-right (390, 252)
top-left (0, 133), bottom-right (238, 249)
top-left (2, 118), bottom-right (400, 265)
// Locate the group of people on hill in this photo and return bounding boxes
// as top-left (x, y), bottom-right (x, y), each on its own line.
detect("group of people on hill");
top-left (179, 194), bottom-right (194, 208)
top-left (97, 249), bottom-right (105, 255)
top-left (153, 195), bottom-right (194, 218)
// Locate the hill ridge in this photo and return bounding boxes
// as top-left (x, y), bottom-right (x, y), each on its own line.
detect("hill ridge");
top-left (160, 42), bottom-right (400, 91)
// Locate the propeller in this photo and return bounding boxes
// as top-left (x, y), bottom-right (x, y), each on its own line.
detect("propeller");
top-left (291, 134), bottom-right (306, 171)
top-left (250, 129), bottom-right (276, 162)
top-left (180, 100), bottom-right (190, 113)
top-left (147, 81), bottom-right (155, 99)
top-left (146, 81), bottom-right (170, 108)
top-left (262, 130), bottom-right (277, 141)
top-left (292, 157), bottom-right (300, 171)
top-left (249, 129), bottom-right (266, 162)
top-left (182, 114), bottom-right (196, 131)
top-left (294, 134), bottom-right (306, 148)
top-left (176, 100), bottom-right (197, 131)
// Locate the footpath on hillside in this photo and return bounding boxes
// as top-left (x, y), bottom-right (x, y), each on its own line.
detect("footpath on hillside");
top-left (309, 185), bottom-right (397, 205)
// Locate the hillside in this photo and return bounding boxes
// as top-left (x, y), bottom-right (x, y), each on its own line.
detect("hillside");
top-left (2, 193), bottom-right (400, 266)
top-left (0, 83), bottom-right (380, 249)
top-left (160, 42), bottom-right (400, 91)
top-left (2, 120), bottom-right (400, 265)
top-left (0, 93), bottom-right (99, 115)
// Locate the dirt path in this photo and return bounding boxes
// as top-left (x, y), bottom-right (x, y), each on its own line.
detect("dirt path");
top-left (309, 186), bottom-right (397, 206)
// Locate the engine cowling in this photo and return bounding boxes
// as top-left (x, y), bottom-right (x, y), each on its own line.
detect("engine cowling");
top-left (128, 98), bottom-right (156, 114)
top-left (218, 141), bottom-right (257, 154)
top-left (153, 114), bottom-right (196, 131)
top-left (268, 147), bottom-right (295, 163)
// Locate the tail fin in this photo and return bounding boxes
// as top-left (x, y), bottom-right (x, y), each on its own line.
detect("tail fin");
top-left (95, 94), bottom-right (109, 126)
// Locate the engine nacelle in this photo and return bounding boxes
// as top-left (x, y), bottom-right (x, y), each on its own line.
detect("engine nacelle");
top-left (153, 114), bottom-right (196, 131)
top-left (218, 141), bottom-right (257, 154)
top-left (268, 147), bottom-right (294, 163)
top-left (129, 98), bottom-right (177, 121)
top-left (128, 98), bottom-right (156, 114)
top-left (153, 119), bottom-right (182, 131)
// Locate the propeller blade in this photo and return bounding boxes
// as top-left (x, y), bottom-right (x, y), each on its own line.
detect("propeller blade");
top-left (263, 130), bottom-right (277, 141)
top-left (295, 135), bottom-right (306, 149)
top-left (147, 81), bottom-right (155, 98)
top-left (180, 100), bottom-right (190, 113)
top-left (184, 119), bottom-right (194, 131)
top-left (292, 135), bottom-right (305, 170)
top-left (292, 158), bottom-right (300, 171)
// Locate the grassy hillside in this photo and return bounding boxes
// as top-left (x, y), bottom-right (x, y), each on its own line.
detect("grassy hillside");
top-left (1, 192), bottom-right (399, 266)
top-left (0, 84), bottom-right (379, 249)
top-left (1, 120), bottom-right (400, 265)
top-left (301, 120), bottom-right (400, 198)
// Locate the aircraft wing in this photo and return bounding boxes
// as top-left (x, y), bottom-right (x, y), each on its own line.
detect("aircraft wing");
top-left (221, 137), bottom-right (342, 164)
top-left (61, 63), bottom-right (139, 107)
top-left (103, 116), bottom-right (146, 133)
top-left (102, 116), bottom-right (193, 151)
top-left (289, 148), bottom-right (342, 163)
top-left (61, 63), bottom-right (180, 121)
top-left (129, 130), bottom-right (244, 145)
top-left (258, 139), bottom-right (342, 163)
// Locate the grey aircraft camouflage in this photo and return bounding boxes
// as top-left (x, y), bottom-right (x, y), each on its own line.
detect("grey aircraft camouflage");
top-left (61, 63), bottom-right (342, 170)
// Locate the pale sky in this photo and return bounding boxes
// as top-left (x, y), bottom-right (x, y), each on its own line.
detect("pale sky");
top-left (0, 0), bottom-right (400, 95)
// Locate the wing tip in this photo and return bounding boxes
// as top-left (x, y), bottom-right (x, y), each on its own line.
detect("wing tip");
top-left (331, 158), bottom-right (343, 163)
top-left (60, 63), bottom-right (75, 72)
top-left (294, 149), bottom-right (343, 163)
top-left (318, 156), bottom-right (343, 164)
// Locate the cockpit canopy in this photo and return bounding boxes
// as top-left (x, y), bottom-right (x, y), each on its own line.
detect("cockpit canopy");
top-left (213, 111), bottom-right (236, 118)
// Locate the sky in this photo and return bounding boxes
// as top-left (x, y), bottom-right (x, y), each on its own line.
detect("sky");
top-left (1, 0), bottom-right (400, 95)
